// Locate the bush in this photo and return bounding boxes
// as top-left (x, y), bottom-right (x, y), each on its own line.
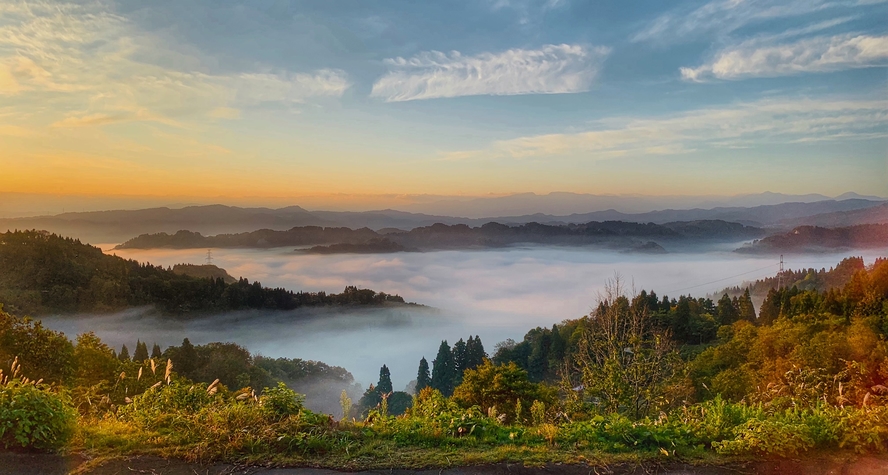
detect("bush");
top-left (714, 418), bottom-right (815, 456)
top-left (260, 382), bottom-right (305, 419)
top-left (558, 414), bottom-right (686, 452)
top-left (452, 361), bottom-right (556, 424)
top-left (0, 380), bottom-right (76, 451)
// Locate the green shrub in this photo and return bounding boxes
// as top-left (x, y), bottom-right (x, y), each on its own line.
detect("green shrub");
top-left (673, 396), bottom-right (762, 446)
top-left (558, 414), bottom-right (686, 452)
top-left (833, 405), bottom-right (888, 453)
top-left (260, 382), bottom-right (305, 419)
top-left (714, 418), bottom-right (815, 455)
top-left (0, 380), bottom-right (76, 451)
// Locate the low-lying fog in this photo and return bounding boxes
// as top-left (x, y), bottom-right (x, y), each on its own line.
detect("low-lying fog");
top-left (41, 245), bottom-right (888, 394)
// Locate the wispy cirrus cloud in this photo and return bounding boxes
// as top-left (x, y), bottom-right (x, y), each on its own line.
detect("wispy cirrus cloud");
top-left (632, 0), bottom-right (885, 43)
top-left (370, 44), bottom-right (609, 102)
top-left (681, 34), bottom-right (888, 81)
top-left (442, 98), bottom-right (888, 160)
top-left (0, 1), bottom-right (350, 127)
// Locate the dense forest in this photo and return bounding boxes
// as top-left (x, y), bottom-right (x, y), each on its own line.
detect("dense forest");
top-left (0, 254), bottom-right (886, 468)
top-left (0, 230), bottom-right (407, 316)
top-left (115, 219), bottom-right (765, 254)
top-left (713, 256), bottom-right (869, 302)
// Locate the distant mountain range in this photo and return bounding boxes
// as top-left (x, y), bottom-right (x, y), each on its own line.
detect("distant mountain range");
top-left (774, 202), bottom-right (888, 228)
top-left (391, 191), bottom-right (886, 218)
top-left (1, 197), bottom-right (884, 245)
top-left (3, 191), bottom-right (883, 219)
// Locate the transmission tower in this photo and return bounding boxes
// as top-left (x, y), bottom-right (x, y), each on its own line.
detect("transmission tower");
top-left (206, 249), bottom-right (213, 265)
top-left (777, 254), bottom-right (784, 290)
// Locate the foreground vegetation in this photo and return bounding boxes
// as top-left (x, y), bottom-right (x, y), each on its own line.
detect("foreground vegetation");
top-left (0, 252), bottom-right (886, 469)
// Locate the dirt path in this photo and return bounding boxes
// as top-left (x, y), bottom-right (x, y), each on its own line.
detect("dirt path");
top-left (2, 452), bottom-right (887, 475)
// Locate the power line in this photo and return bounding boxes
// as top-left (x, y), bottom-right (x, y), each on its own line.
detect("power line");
top-left (662, 262), bottom-right (780, 295)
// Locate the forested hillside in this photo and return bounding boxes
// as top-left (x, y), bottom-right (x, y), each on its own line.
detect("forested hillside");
top-left (713, 256), bottom-right (868, 302)
top-left (1, 255), bottom-right (886, 467)
top-left (0, 230), bottom-right (406, 316)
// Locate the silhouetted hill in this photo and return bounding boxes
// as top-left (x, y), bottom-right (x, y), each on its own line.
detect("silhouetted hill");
top-left (0, 205), bottom-right (332, 243)
top-left (171, 264), bottom-right (236, 284)
top-left (736, 224), bottom-right (888, 254)
top-left (116, 219), bottom-right (765, 254)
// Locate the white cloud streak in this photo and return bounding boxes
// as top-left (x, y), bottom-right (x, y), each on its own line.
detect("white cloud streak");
top-left (681, 34), bottom-right (888, 80)
top-left (370, 44), bottom-right (610, 102)
top-left (632, 0), bottom-right (886, 43)
top-left (0, 1), bottom-right (350, 126)
top-left (443, 98), bottom-right (888, 160)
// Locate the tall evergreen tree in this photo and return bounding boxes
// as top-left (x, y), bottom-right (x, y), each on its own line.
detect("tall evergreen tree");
top-left (738, 288), bottom-right (757, 323)
top-left (451, 338), bottom-right (467, 387)
top-left (549, 325), bottom-right (566, 365)
top-left (758, 288), bottom-right (781, 325)
top-left (173, 338), bottom-right (197, 378)
top-left (527, 331), bottom-right (552, 382)
top-left (133, 340), bottom-right (149, 362)
top-left (151, 343), bottom-right (162, 359)
top-left (118, 344), bottom-right (130, 362)
top-left (465, 335), bottom-right (486, 369)
top-left (672, 297), bottom-right (693, 343)
top-left (415, 357), bottom-right (431, 393)
top-left (431, 340), bottom-right (454, 396)
top-left (377, 364), bottom-right (393, 394)
top-left (716, 293), bottom-right (739, 326)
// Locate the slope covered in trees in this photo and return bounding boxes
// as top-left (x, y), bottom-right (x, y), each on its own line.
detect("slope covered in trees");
top-left (0, 230), bottom-right (407, 316)
top-left (713, 256), bottom-right (869, 303)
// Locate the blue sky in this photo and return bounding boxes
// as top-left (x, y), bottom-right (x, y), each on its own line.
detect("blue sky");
top-left (1, 0), bottom-right (886, 202)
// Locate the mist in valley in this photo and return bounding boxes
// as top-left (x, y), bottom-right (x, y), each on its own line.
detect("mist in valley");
top-left (41, 245), bottom-right (888, 400)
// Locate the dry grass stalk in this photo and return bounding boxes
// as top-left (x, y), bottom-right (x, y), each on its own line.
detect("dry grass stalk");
top-left (207, 378), bottom-right (220, 395)
top-left (164, 359), bottom-right (173, 384)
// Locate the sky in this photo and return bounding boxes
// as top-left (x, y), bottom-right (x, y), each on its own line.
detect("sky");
top-left (1, 0), bottom-right (887, 205)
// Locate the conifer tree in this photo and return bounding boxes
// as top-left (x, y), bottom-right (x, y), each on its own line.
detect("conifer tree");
top-left (716, 293), bottom-right (739, 326)
top-left (415, 357), bottom-right (431, 393)
top-left (466, 335), bottom-right (487, 369)
top-left (527, 331), bottom-right (551, 382)
top-left (672, 296), bottom-right (693, 343)
top-left (118, 344), bottom-right (130, 362)
top-left (451, 338), bottom-right (467, 387)
top-left (738, 288), bottom-right (757, 323)
top-left (174, 338), bottom-right (197, 378)
top-left (377, 364), bottom-right (393, 394)
top-left (431, 340), bottom-right (454, 396)
top-left (151, 343), bottom-right (162, 359)
top-left (133, 340), bottom-right (149, 362)
top-left (549, 325), bottom-right (566, 364)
